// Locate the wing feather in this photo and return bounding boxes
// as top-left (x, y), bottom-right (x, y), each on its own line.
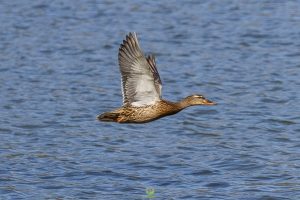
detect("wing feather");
top-left (146, 55), bottom-right (162, 98)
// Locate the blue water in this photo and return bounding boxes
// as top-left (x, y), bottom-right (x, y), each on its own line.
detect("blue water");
top-left (1, 1), bottom-right (300, 199)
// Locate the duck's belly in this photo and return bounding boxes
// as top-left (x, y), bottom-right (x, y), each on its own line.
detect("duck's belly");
top-left (118, 104), bottom-right (179, 123)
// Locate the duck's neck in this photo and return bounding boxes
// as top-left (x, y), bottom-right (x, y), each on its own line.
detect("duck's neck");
top-left (158, 98), bottom-right (193, 116)
top-left (174, 98), bottom-right (193, 110)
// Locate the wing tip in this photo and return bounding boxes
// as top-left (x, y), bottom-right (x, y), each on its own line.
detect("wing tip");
top-left (120, 32), bottom-right (139, 48)
top-left (118, 32), bottom-right (141, 59)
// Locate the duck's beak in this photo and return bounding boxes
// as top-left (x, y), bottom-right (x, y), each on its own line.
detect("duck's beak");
top-left (203, 99), bottom-right (217, 105)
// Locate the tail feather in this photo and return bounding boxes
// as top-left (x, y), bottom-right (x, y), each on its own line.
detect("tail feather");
top-left (97, 112), bottom-right (120, 122)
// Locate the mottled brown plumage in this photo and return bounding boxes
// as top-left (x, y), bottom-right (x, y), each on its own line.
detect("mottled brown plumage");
top-left (97, 32), bottom-right (216, 123)
top-left (98, 95), bottom-right (215, 123)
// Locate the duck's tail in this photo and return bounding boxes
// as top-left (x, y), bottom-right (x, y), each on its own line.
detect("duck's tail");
top-left (97, 112), bottom-right (120, 122)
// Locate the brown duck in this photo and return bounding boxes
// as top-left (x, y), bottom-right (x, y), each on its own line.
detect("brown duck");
top-left (97, 32), bottom-right (216, 123)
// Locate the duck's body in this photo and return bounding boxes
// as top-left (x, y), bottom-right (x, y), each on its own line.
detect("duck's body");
top-left (97, 32), bottom-right (216, 123)
top-left (99, 100), bottom-right (179, 123)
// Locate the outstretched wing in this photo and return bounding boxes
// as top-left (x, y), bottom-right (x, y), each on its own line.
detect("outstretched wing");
top-left (118, 32), bottom-right (162, 107)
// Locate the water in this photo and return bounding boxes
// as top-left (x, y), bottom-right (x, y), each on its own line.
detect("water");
top-left (1, 0), bottom-right (300, 199)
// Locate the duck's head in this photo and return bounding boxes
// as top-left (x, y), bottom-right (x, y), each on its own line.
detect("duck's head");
top-left (184, 94), bottom-right (216, 106)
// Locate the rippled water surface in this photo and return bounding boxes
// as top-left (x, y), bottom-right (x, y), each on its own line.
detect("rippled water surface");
top-left (1, 1), bottom-right (300, 199)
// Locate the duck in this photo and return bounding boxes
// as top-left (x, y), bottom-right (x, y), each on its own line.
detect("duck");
top-left (97, 32), bottom-right (216, 123)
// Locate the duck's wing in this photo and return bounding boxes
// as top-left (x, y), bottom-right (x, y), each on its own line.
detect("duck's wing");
top-left (118, 32), bottom-right (162, 107)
